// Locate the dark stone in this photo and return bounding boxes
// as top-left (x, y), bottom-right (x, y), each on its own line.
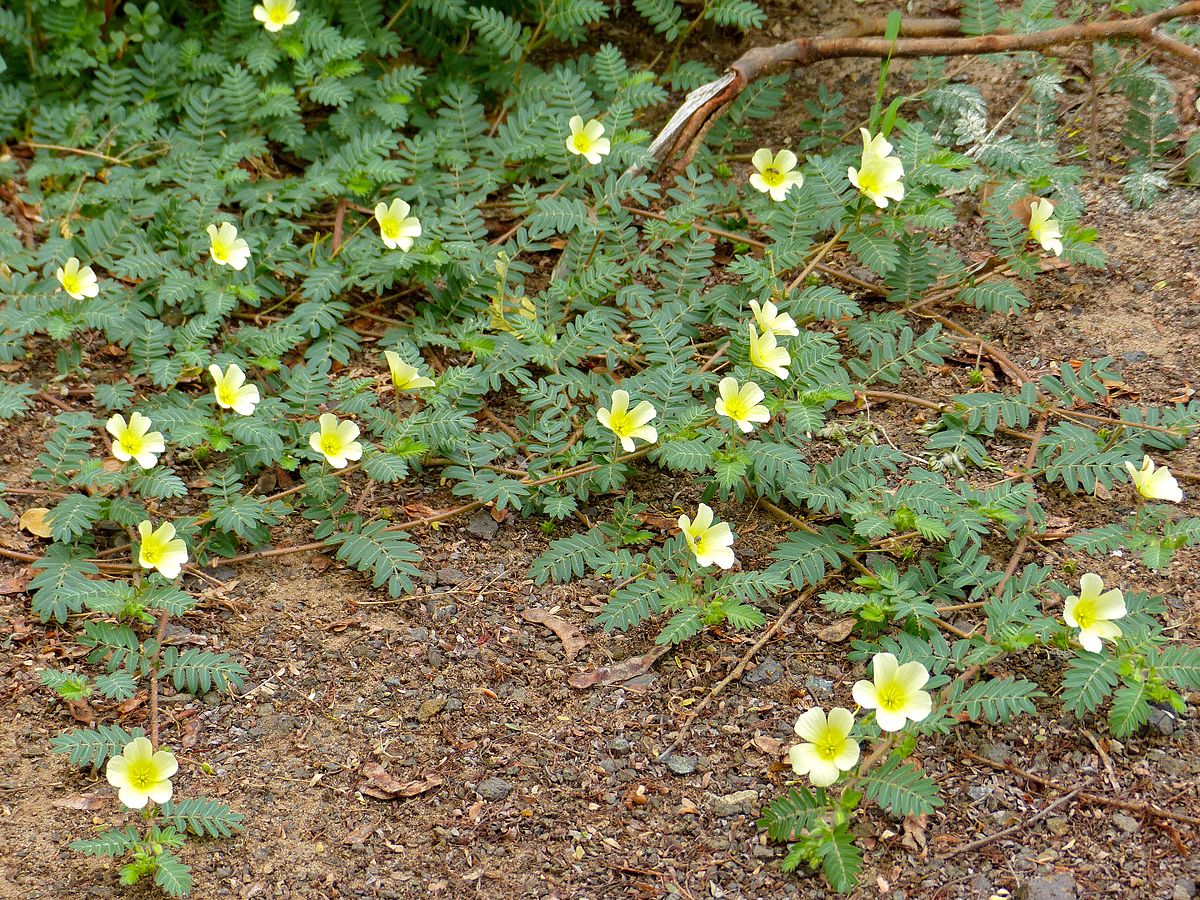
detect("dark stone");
top-left (467, 510), bottom-right (500, 540)
top-left (476, 776), bottom-right (513, 801)
top-left (665, 753), bottom-right (697, 775)
top-left (742, 655), bottom-right (783, 686)
top-left (1017, 873), bottom-right (1076, 900)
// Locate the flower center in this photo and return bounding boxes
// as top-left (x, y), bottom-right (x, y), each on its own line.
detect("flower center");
top-left (121, 431), bottom-right (146, 455)
top-left (814, 734), bottom-right (842, 761)
top-left (127, 759), bottom-right (160, 791)
top-left (760, 167), bottom-right (784, 187)
top-left (877, 684), bottom-right (905, 712)
top-left (1074, 600), bottom-right (1096, 629)
top-left (723, 396), bottom-right (750, 420)
top-left (61, 272), bottom-right (82, 294)
top-left (607, 409), bottom-right (634, 437)
top-left (382, 219), bottom-right (401, 239)
top-left (572, 133), bottom-right (594, 154)
top-left (217, 383), bottom-right (238, 406)
top-left (211, 239), bottom-right (229, 261)
top-left (321, 434), bottom-right (343, 456)
top-left (142, 540), bottom-right (164, 565)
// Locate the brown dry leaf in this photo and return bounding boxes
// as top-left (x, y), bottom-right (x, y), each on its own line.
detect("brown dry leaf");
top-left (344, 822), bottom-right (376, 846)
top-left (0, 575), bottom-right (28, 595)
top-left (309, 553), bottom-right (332, 573)
top-left (19, 507), bottom-right (52, 538)
top-left (521, 608), bottom-right (587, 661)
top-left (52, 795), bottom-right (107, 811)
top-left (751, 733), bottom-right (785, 757)
top-left (901, 813), bottom-right (929, 856)
top-left (815, 618), bottom-right (855, 643)
top-left (568, 645), bottom-right (669, 689)
top-left (358, 763), bottom-right (442, 800)
top-left (67, 699), bottom-right (95, 725)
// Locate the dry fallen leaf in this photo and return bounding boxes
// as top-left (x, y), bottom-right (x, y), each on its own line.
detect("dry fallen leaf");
top-left (0, 575), bottom-right (28, 595)
top-left (52, 795), bottom-right (107, 811)
top-left (19, 507), bottom-right (52, 538)
top-left (815, 617), bottom-right (855, 643)
top-left (568, 645), bottom-right (670, 689)
top-left (344, 822), bottom-right (376, 845)
top-left (751, 733), bottom-right (786, 757)
top-left (521, 608), bottom-right (587, 661)
top-left (358, 763), bottom-right (443, 800)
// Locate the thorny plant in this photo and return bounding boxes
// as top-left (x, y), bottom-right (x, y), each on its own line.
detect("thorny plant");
top-left (2, 0), bottom-right (1200, 893)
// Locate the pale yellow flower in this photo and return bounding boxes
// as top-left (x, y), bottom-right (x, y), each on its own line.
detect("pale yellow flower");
top-left (749, 299), bottom-right (798, 337)
top-left (749, 148), bottom-right (804, 202)
top-left (566, 115), bottom-right (610, 165)
top-left (137, 520), bottom-right (189, 580)
top-left (209, 363), bottom-right (260, 416)
top-left (596, 389), bottom-right (657, 452)
top-left (253, 0), bottom-right (299, 31)
top-left (848, 128), bottom-right (905, 208)
top-left (678, 502), bottom-right (736, 569)
top-left (384, 351), bottom-right (435, 392)
top-left (106, 412), bottom-right (165, 470)
top-left (105, 737), bottom-right (178, 809)
top-left (715, 377), bottom-right (770, 434)
top-left (748, 325), bottom-right (790, 380)
top-left (55, 257), bottom-right (99, 300)
top-left (789, 707), bottom-right (860, 787)
top-left (374, 199), bottom-right (422, 251)
top-left (852, 652), bottom-right (931, 732)
top-left (1064, 573), bottom-right (1126, 653)
top-left (1028, 198), bottom-right (1063, 256)
top-left (309, 413), bottom-right (363, 469)
top-left (207, 222), bottom-right (251, 270)
top-left (1124, 454), bottom-right (1183, 503)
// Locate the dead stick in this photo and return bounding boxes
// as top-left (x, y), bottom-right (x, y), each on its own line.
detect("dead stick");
top-left (962, 750), bottom-right (1200, 827)
top-left (943, 783), bottom-right (1089, 857)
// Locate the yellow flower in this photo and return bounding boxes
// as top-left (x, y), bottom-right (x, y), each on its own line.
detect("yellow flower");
top-left (789, 707), bottom-right (860, 787)
top-left (55, 257), bottom-right (99, 300)
top-left (137, 520), bottom-right (189, 580)
top-left (566, 115), bottom-right (610, 165)
top-left (749, 148), bottom-right (804, 202)
top-left (384, 351), bottom-right (435, 392)
top-left (852, 652), bottom-right (931, 732)
top-left (105, 737), bottom-right (178, 809)
top-left (715, 377), bottom-right (770, 434)
top-left (207, 222), bottom-right (251, 270)
top-left (209, 363), bottom-right (261, 416)
top-left (1028, 198), bottom-right (1063, 256)
top-left (678, 502), bottom-right (736, 569)
top-left (1124, 454), bottom-right (1183, 503)
top-left (253, 0), bottom-right (299, 31)
top-left (847, 128), bottom-right (905, 208)
top-left (309, 413), bottom-right (363, 469)
top-left (374, 198), bottom-right (422, 251)
top-left (106, 412), bottom-right (165, 470)
top-left (1064, 573), bottom-right (1126, 653)
top-left (749, 299), bottom-right (798, 337)
top-left (748, 325), bottom-right (790, 380)
top-left (596, 389), bottom-right (657, 452)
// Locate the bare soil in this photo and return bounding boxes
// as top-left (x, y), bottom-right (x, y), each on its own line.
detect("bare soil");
top-left (2, 3), bottom-right (1199, 899)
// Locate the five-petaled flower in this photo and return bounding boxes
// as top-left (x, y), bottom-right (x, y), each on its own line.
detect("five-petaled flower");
top-left (309, 413), bottom-right (363, 469)
top-left (852, 652), bottom-right (932, 732)
top-left (749, 299), bottom-right (798, 338)
top-left (374, 199), bottom-right (422, 252)
top-left (678, 502), bottom-right (736, 569)
top-left (1125, 454), bottom-right (1183, 503)
top-left (748, 325), bottom-right (791, 380)
top-left (106, 412), bottom-right (165, 470)
top-left (749, 148), bottom-right (804, 202)
top-left (209, 363), bottom-right (261, 416)
top-left (596, 389), bottom-right (657, 453)
top-left (138, 520), bottom-right (189, 580)
top-left (848, 128), bottom-right (905, 208)
top-left (1028, 198), bottom-right (1063, 257)
top-left (106, 737), bottom-right (178, 809)
top-left (56, 257), bottom-right (99, 300)
top-left (253, 0), bottom-right (299, 31)
top-left (789, 707), bottom-right (860, 787)
top-left (1064, 573), bottom-right (1127, 653)
top-left (384, 350), bottom-right (435, 392)
top-left (715, 377), bottom-right (770, 434)
top-left (566, 116), bottom-right (610, 165)
top-left (207, 222), bottom-right (251, 270)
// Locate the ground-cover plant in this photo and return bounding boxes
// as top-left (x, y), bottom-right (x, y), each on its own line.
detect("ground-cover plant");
top-left (2, 0), bottom-right (1200, 894)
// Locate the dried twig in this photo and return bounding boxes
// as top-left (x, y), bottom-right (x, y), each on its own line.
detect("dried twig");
top-left (942, 782), bottom-right (1089, 857)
